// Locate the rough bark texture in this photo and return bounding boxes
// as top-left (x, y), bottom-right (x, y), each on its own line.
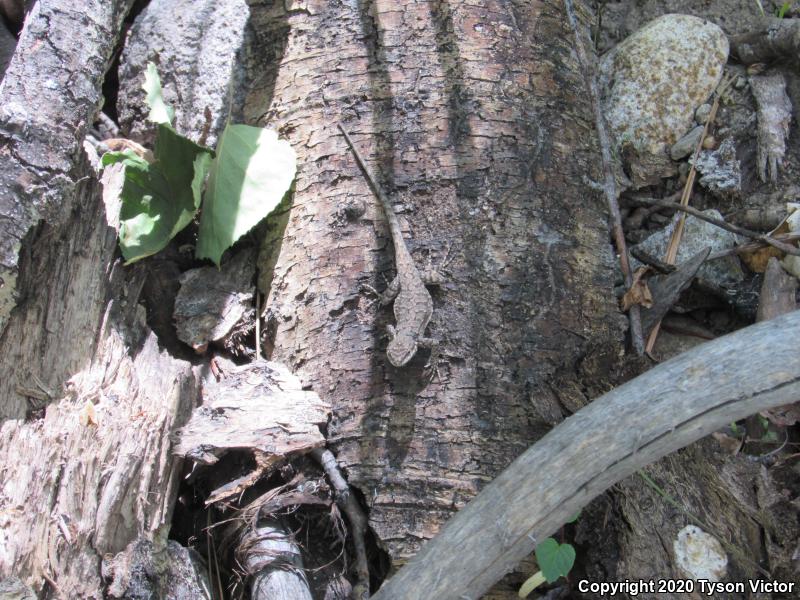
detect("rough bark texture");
top-left (0, 2), bottom-right (203, 597)
top-left (174, 359), bottom-right (330, 467)
top-left (0, 0), bottom-right (134, 337)
top-left (731, 17), bottom-right (800, 65)
top-left (5, 1), bottom-right (795, 598)
top-left (0, 324), bottom-right (199, 597)
top-left (117, 0), bottom-right (250, 147)
top-left (241, 0), bottom-right (624, 571)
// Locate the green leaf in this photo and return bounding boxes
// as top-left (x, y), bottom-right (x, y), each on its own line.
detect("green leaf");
top-left (566, 510), bottom-right (581, 524)
top-left (196, 124), bottom-right (296, 266)
top-left (535, 538), bottom-right (576, 584)
top-left (143, 62), bottom-right (175, 125)
top-left (518, 571), bottom-right (546, 598)
top-left (102, 124), bottom-right (213, 263)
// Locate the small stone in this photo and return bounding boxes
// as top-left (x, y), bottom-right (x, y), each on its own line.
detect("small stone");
top-left (702, 135), bottom-right (716, 149)
top-left (674, 525), bottom-right (727, 582)
top-left (670, 125), bottom-right (704, 160)
top-left (691, 138), bottom-right (741, 198)
top-left (695, 103), bottom-right (712, 124)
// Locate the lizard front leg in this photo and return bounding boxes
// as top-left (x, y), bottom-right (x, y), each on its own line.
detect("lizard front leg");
top-left (361, 275), bottom-right (400, 306)
top-left (420, 244), bottom-right (452, 287)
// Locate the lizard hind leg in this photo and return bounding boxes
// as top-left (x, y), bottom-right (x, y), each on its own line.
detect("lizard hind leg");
top-left (421, 243), bottom-right (453, 286)
top-left (418, 336), bottom-right (443, 382)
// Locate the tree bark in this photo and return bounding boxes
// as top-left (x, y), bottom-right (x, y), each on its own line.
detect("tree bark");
top-left (0, 0), bottom-right (135, 417)
top-left (244, 0), bottom-right (623, 570)
top-left (0, 2), bottom-right (203, 597)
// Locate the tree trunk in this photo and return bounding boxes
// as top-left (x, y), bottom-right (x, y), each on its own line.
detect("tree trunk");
top-left (2, 0), bottom-right (797, 598)
top-left (242, 2), bottom-right (622, 576)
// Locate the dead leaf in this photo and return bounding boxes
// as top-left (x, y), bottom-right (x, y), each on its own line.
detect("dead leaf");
top-left (621, 267), bottom-right (653, 311)
top-left (712, 431), bottom-right (742, 455)
top-left (102, 138), bottom-right (155, 163)
top-left (761, 405), bottom-right (800, 428)
top-left (740, 216), bottom-right (798, 273)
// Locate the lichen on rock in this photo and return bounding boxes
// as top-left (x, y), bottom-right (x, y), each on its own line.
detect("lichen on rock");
top-left (600, 14), bottom-right (729, 187)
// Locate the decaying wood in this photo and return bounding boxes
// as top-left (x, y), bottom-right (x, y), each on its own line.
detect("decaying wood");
top-left (0, 0), bottom-right (134, 334)
top-left (0, 577), bottom-right (35, 599)
top-left (749, 73), bottom-right (793, 183)
top-left (373, 310), bottom-right (800, 600)
top-left (754, 258), bottom-right (799, 427)
top-left (174, 250), bottom-right (256, 352)
top-left (731, 17), bottom-right (800, 65)
top-left (0, 2), bottom-right (207, 590)
top-left (0, 325), bottom-right (199, 597)
top-left (102, 525), bottom-right (211, 600)
top-left (174, 359), bottom-right (330, 467)
top-left (757, 257), bottom-right (798, 322)
top-left (238, 520), bottom-right (313, 600)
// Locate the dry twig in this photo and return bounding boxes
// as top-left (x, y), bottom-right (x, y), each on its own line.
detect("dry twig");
top-left (311, 448), bottom-right (370, 600)
top-left (708, 233), bottom-right (800, 261)
top-left (626, 197), bottom-right (800, 256)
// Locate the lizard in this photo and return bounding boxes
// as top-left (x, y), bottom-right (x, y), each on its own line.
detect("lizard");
top-left (338, 123), bottom-right (440, 369)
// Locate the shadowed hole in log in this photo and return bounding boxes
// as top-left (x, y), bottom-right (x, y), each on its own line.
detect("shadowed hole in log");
top-left (100, 0), bottom-right (151, 124)
top-left (169, 450), bottom-right (390, 597)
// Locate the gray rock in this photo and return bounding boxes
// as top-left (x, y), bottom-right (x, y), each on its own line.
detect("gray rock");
top-left (600, 14), bottom-right (728, 187)
top-left (695, 104), bottom-right (712, 125)
top-left (670, 125), bottom-right (704, 160)
top-left (691, 138), bottom-right (742, 198)
top-left (632, 209), bottom-right (744, 288)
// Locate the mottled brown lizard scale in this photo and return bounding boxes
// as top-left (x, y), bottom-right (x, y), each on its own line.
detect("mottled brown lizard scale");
top-left (338, 124), bottom-right (435, 368)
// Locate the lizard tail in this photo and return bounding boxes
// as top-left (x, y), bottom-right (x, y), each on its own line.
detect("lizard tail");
top-left (338, 123), bottom-right (406, 244)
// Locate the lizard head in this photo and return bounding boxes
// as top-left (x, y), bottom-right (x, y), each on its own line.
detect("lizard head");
top-left (387, 331), bottom-right (418, 367)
